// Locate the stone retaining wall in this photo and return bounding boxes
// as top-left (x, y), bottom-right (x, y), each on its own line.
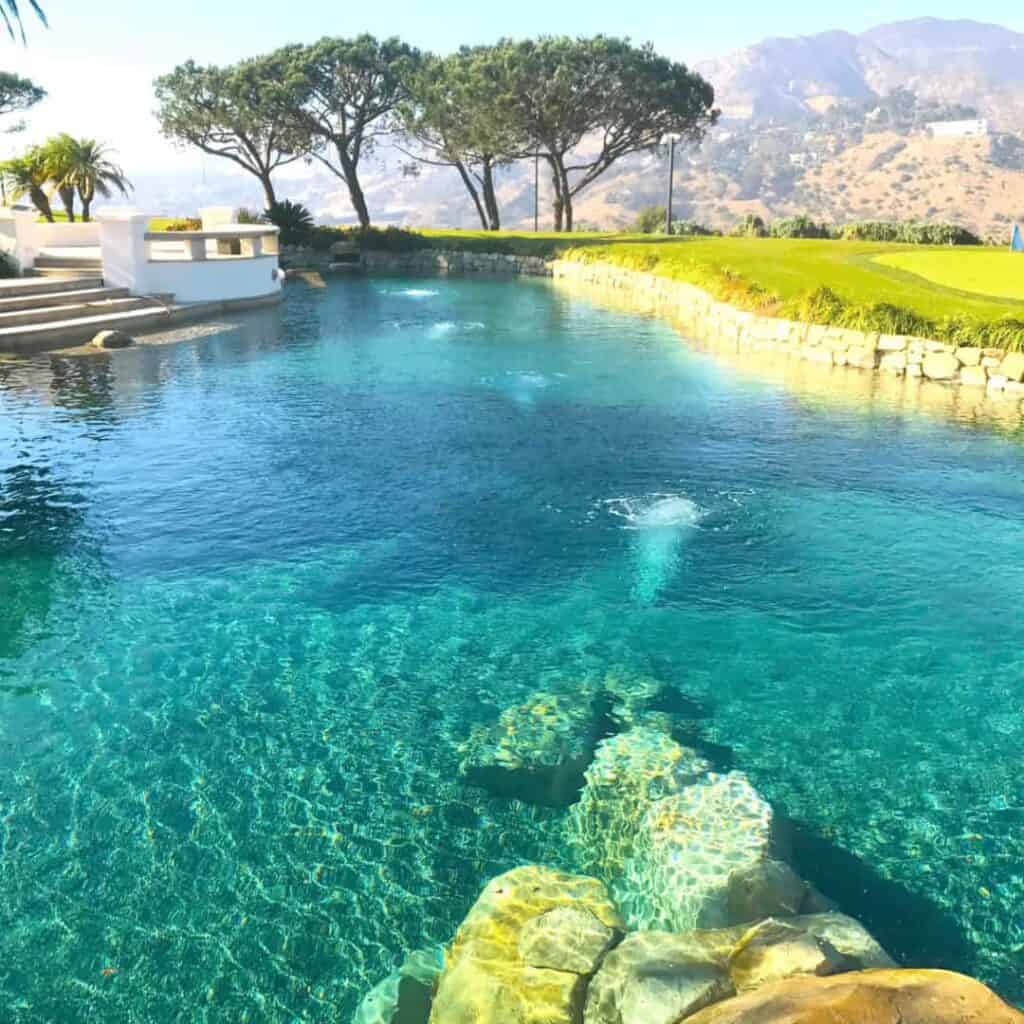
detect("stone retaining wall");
top-left (360, 248), bottom-right (553, 277)
top-left (551, 259), bottom-right (1024, 396)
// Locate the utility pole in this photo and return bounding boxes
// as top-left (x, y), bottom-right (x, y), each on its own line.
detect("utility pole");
top-left (534, 154), bottom-right (539, 232)
top-left (663, 133), bottom-right (681, 235)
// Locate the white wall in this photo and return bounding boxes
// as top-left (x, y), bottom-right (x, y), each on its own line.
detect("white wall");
top-left (32, 221), bottom-right (100, 247)
top-left (144, 256), bottom-right (282, 303)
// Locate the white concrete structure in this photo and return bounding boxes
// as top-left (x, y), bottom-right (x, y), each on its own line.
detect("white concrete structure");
top-left (926, 119), bottom-right (990, 139)
top-left (95, 209), bottom-right (281, 305)
top-left (0, 206), bottom-right (281, 306)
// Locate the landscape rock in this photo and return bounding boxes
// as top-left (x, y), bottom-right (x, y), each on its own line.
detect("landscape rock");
top-left (792, 911), bottom-right (895, 968)
top-left (459, 688), bottom-right (610, 806)
top-left (728, 919), bottom-right (847, 993)
top-left (90, 329), bottom-right (134, 349)
top-left (726, 861), bottom-right (807, 924)
top-left (683, 969), bottom-right (1024, 1024)
top-left (922, 352), bottom-right (959, 380)
top-left (999, 352), bottom-right (1024, 382)
top-left (959, 364), bottom-right (989, 387)
top-left (430, 866), bottom-right (622, 1024)
top-left (565, 727), bottom-right (710, 880)
top-left (584, 932), bottom-right (733, 1024)
top-left (518, 905), bottom-right (616, 975)
top-left (354, 947), bottom-right (445, 1024)
top-left (617, 772), bottom-right (774, 931)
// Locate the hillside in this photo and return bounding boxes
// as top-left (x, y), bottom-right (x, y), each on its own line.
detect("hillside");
top-left (148, 17), bottom-right (1024, 238)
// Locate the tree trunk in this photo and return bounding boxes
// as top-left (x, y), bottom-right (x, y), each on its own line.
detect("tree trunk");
top-left (481, 159), bottom-right (500, 231)
top-left (559, 164), bottom-right (573, 232)
top-left (336, 145), bottom-right (371, 229)
top-left (59, 185), bottom-right (75, 222)
top-left (549, 162), bottom-right (564, 232)
top-left (81, 198), bottom-right (91, 222)
top-left (259, 172), bottom-right (277, 211)
top-left (30, 186), bottom-right (54, 222)
top-left (454, 160), bottom-right (489, 229)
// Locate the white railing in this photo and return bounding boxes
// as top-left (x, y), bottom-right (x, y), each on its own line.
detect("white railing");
top-left (96, 210), bottom-right (283, 304)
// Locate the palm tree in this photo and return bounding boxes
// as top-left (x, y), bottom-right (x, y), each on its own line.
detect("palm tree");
top-left (2, 0), bottom-right (46, 43)
top-left (41, 133), bottom-right (77, 221)
top-left (60, 137), bottom-right (132, 221)
top-left (0, 147), bottom-right (53, 221)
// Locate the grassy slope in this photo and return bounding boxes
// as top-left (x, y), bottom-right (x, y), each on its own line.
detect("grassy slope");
top-left (421, 231), bottom-right (1024, 323)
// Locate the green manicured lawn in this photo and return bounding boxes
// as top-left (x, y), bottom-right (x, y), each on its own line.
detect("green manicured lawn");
top-left (419, 232), bottom-right (1024, 322)
top-left (873, 249), bottom-right (1024, 303)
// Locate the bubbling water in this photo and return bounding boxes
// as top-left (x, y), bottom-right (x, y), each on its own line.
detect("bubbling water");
top-left (607, 494), bottom-right (702, 530)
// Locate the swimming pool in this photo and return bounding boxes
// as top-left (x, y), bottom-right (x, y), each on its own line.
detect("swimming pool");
top-left (1, 275), bottom-right (1022, 1019)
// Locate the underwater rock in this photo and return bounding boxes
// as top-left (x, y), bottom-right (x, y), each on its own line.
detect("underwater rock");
top-left (726, 861), bottom-right (807, 924)
top-left (518, 905), bottom-right (617, 975)
top-left (430, 865), bottom-right (623, 1024)
top-left (459, 688), bottom-right (610, 806)
top-left (791, 911), bottom-right (895, 969)
top-left (566, 727), bottom-right (710, 881)
top-left (584, 931), bottom-right (733, 1024)
top-left (354, 946), bottom-right (445, 1024)
top-left (728, 919), bottom-right (847, 993)
top-left (617, 772), bottom-right (774, 931)
top-left (90, 329), bottom-right (135, 349)
top-left (599, 667), bottom-right (707, 737)
top-left (683, 969), bottom-right (1024, 1024)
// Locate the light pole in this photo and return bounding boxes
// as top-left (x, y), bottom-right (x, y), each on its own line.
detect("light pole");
top-left (662, 133), bottom-right (681, 235)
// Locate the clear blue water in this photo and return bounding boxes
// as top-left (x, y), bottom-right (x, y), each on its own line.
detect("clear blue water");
top-left (1, 275), bottom-right (1023, 1021)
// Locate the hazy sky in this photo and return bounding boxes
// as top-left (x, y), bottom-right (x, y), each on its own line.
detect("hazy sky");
top-left (5, 1), bottom-right (1024, 179)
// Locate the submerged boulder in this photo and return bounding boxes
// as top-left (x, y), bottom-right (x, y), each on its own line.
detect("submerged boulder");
top-left (683, 969), bottom-right (1024, 1024)
top-left (727, 919), bottom-right (848, 993)
top-left (459, 688), bottom-right (610, 806)
top-left (354, 947), bottom-right (445, 1024)
top-left (726, 860), bottom-right (807, 924)
top-left (566, 727), bottom-right (710, 881)
top-left (429, 865), bottom-right (623, 1024)
top-left (617, 772), bottom-right (775, 931)
top-left (584, 931), bottom-right (734, 1024)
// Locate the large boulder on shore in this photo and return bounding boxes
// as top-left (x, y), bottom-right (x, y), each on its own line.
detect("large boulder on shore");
top-left (683, 969), bottom-right (1024, 1024)
top-left (584, 931), bottom-right (734, 1024)
top-left (459, 689), bottom-right (610, 806)
top-left (429, 866), bottom-right (623, 1024)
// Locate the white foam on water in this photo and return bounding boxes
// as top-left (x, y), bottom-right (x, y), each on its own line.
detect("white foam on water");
top-left (397, 288), bottom-right (439, 298)
top-left (606, 494), bottom-right (702, 530)
top-left (429, 321), bottom-right (457, 335)
top-left (604, 493), bottom-right (702, 604)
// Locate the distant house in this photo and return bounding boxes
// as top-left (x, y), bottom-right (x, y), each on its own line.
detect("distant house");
top-left (926, 119), bottom-right (990, 139)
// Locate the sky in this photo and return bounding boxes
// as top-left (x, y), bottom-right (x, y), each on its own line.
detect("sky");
top-left (4, 0), bottom-right (1024, 187)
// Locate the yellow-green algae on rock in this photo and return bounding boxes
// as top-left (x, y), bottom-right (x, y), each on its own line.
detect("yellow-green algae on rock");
top-left (429, 865), bottom-right (623, 1024)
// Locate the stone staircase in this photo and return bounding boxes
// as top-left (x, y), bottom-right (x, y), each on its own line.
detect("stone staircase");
top-left (30, 251), bottom-right (105, 279)
top-left (0, 273), bottom-right (173, 350)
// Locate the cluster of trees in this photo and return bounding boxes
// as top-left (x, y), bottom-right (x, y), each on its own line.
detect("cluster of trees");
top-left (0, 135), bottom-right (132, 221)
top-left (154, 35), bottom-right (718, 233)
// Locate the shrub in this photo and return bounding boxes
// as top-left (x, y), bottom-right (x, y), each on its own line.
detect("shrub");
top-left (669, 220), bottom-right (717, 237)
top-left (162, 217), bottom-right (202, 231)
top-left (771, 215), bottom-right (832, 239)
top-left (633, 205), bottom-right (667, 234)
top-left (0, 250), bottom-right (16, 278)
top-left (841, 220), bottom-right (981, 245)
top-left (730, 214), bottom-right (768, 238)
top-left (236, 207), bottom-right (262, 224)
top-left (264, 199), bottom-right (314, 246)
top-left (343, 226), bottom-right (432, 252)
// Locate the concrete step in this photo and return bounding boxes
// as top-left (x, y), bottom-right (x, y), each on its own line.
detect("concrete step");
top-left (0, 276), bottom-right (104, 298)
top-left (0, 303), bottom-right (172, 351)
top-left (29, 266), bottom-right (105, 280)
top-left (33, 255), bottom-right (104, 269)
top-left (0, 296), bottom-right (153, 329)
top-left (0, 285), bottom-right (129, 314)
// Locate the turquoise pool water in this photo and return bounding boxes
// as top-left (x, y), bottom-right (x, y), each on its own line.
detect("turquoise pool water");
top-left (1, 275), bottom-right (1023, 1020)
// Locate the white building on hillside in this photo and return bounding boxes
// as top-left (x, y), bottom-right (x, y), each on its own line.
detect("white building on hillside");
top-left (926, 119), bottom-right (990, 139)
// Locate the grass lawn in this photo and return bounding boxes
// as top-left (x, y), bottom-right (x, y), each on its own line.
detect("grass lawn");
top-left (872, 249), bottom-right (1024, 303)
